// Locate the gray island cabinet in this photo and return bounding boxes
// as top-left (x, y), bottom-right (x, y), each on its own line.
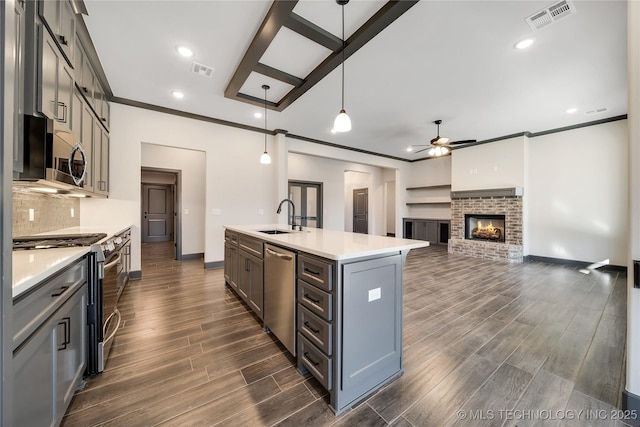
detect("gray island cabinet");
top-left (223, 225), bottom-right (427, 415)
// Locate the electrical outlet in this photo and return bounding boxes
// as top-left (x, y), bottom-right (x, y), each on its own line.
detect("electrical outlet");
top-left (28, 208), bottom-right (35, 222)
top-left (184, 208), bottom-right (189, 215)
top-left (259, 209), bottom-right (264, 215)
top-left (70, 208), bottom-right (75, 218)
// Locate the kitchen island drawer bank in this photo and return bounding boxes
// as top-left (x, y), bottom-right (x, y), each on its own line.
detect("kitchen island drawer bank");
top-left (223, 224), bottom-right (427, 415)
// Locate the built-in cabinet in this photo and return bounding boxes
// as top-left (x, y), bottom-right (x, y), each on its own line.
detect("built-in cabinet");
top-left (238, 235), bottom-right (264, 318)
top-left (19, 0), bottom-right (110, 196)
top-left (12, 0), bottom-right (26, 175)
top-left (13, 256), bottom-right (87, 427)
top-left (403, 218), bottom-right (450, 245)
top-left (223, 228), bottom-right (405, 415)
top-left (225, 231), bottom-right (264, 319)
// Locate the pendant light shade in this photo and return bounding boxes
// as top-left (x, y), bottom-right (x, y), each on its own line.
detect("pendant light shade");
top-left (334, 0), bottom-right (351, 133)
top-left (260, 84), bottom-right (271, 165)
top-left (334, 109), bottom-right (351, 132)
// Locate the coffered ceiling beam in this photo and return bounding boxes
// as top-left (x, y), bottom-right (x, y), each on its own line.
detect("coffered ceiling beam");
top-left (224, 0), bottom-right (299, 101)
top-left (255, 62), bottom-right (304, 87)
top-left (276, 0), bottom-right (419, 111)
top-left (225, 0), bottom-right (418, 112)
top-left (284, 12), bottom-right (343, 52)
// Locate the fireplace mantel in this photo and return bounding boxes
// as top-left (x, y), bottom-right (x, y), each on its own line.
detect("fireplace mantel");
top-left (450, 187), bottom-right (523, 199)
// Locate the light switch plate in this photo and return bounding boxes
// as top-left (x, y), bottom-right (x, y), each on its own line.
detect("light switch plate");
top-left (212, 209), bottom-right (221, 215)
top-left (28, 208), bottom-right (35, 221)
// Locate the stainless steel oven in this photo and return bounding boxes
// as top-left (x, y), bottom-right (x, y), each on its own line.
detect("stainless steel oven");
top-left (86, 227), bottom-right (131, 375)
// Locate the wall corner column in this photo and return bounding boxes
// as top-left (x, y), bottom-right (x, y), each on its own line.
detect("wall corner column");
top-left (625, 0), bottom-right (640, 412)
top-left (274, 131), bottom-right (289, 226)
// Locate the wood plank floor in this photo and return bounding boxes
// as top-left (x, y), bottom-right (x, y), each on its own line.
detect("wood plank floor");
top-left (62, 242), bottom-right (634, 427)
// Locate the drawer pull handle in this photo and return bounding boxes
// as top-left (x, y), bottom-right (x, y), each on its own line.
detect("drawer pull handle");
top-left (304, 321), bottom-right (320, 334)
top-left (304, 293), bottom-right (320, 304)
top-left (51, 286), bottom-right (69, 297)
top-left (304, 267), bottom-right (321, 276)
top-left (304, 352), bottom-right (320, 367)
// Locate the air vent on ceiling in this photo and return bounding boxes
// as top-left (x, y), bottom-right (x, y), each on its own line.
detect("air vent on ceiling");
top-left (525, 0), bottom-right (577, 31)
top-left (585, 107), bottom-right (608, 116)
top-left (191, 62), bottom-right (214, 78)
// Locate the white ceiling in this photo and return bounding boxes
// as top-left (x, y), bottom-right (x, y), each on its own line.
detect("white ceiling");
top-left (83, 0), bottom-right (628, 160)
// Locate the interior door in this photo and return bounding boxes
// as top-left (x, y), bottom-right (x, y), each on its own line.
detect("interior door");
top-left (142, 184), bottom-right (174, 242)
top-left (288, 181), bottom-right (323, 228)
top-left (353, 188), bottom-right (368, 234)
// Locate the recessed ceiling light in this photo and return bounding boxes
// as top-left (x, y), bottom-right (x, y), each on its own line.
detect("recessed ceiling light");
top-left (566, 107), bottom-right (578, 114)
top-left (514, 37), bottom-right (536, 50)
top-left (176, 46), bottom-right (193, 57)
top-left (406, 146), bottom-right (413, 152)
top-left (172, 91), bottom-right (184, 99)
top-left (254, 112), bottom-right (262, 119)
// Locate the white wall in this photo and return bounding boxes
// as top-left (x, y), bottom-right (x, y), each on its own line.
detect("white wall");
top-left (528, 121), bottom-right (628, 265)
top-left (287, 152), bottom-right (389, 235)
top-left (141, 144), bottom-right (205, 256)
top-left (407, 156), bottom-right (452, 220)
top-left (627, 0), bottom-right (640, 401)
top-left (81, 103), bottom-right (278, 271)
top-left (451, 136), bottom-right (526, 190)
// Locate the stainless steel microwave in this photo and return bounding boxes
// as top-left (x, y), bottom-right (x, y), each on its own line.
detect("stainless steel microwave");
top-left (15, 114), bottom-right (88, 193)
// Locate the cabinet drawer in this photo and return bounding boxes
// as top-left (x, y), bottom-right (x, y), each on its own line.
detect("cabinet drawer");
top-left (298, 333), bottom-right (332, 391)
top-left (239, 234), bottom-right (263, 258)
top-left (13, 258), bottom-right (86, 349)
top-left (298, 279), bottom-right (332, 321)
top-left (225, 230), bottom-right (238, 245)
top-left (298, 254), bottom-right (333, 292)
top-left (298, 305), bottom-right (332, 356)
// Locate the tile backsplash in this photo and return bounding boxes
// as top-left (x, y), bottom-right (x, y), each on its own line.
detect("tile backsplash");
top-left (13, 190), bottom-right (80, 237)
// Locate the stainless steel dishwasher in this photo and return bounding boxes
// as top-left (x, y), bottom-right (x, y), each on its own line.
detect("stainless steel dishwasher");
top-left (264, 243), bottom-right (297, 356)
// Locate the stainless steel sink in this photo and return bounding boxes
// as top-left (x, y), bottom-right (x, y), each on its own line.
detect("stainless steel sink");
top-left (258, 230), bottom-right (290, 235)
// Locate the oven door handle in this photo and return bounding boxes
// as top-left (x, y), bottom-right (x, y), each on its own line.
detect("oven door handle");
top-left (104, 253), bottom-right (122, 271)
top-left (103, 308), bottom-right (122, 345)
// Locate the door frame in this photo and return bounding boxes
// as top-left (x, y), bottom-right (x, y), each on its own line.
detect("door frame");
top-left (288, 180), bottom-right (323, 229)
top-left (141, 167), bottom-right (182, 260)
top-left (353, 187), bottom-right (369, 234)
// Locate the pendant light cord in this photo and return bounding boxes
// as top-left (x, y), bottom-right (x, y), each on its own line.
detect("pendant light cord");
top-left (341, 3), bottom-right (345, 110)
top-left (264, 85), bottom-right (268, 151)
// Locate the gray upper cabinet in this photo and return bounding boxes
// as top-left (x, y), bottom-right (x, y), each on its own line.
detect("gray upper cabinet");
top-left (77, 41), bottom-right (96, 108)
top-left (38, 24), bottom-right (74, 134)
top-left (81, 97), bottom-right (94, 192)
top-left (93, 122), bottom-right (109, 195)
top-left (38, 0), bottom-right (75, 65)
top-left (12, 0), bottom-right (26, 176)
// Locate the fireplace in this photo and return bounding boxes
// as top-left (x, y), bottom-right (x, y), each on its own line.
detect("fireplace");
top-left (465, 214), bottom-right (506, 243)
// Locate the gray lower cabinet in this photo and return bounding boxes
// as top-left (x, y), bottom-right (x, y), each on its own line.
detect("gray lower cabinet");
top-left (403, 218), bottom-right (450, 245)
top-left (238, 248), bottom-right (264, 319)
top-left (297, 251), bottom-right (403, 415)
top-left (13, 256), bottom-right (87, 427)
top-left (225, 232), bottom-right (264, 320)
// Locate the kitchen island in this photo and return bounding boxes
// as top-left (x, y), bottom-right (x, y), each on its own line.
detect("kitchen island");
top-left (223, 224), bottom-right (428, 415)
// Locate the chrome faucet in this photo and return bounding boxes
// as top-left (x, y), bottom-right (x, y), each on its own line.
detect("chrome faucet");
top-left (276, 199), bottom-right (301, 231)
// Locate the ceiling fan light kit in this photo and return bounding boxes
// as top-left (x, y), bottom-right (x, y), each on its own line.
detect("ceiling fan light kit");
top-left (260, 84), bottom-right (272, 165)
top-left (412, 119), bottom-right (477, 156)
top-left (334, 0), bottom-right (351, 133)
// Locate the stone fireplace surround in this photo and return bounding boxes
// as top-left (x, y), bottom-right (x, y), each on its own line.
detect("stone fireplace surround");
top-left (448, 188), bottom-right (524, 263)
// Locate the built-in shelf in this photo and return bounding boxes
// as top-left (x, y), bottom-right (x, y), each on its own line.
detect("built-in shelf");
top-left (406, 184), bottom-right (452, 206)
top-left (406, 197), bottom-right (451, 206)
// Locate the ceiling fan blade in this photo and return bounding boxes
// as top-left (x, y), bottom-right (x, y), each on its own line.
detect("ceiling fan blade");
top-left (446, 139), bottom-right (477, 145)
top-left (414, 146), bottom-right (431, 153)
top-left (430, 136), bottom-right (449, 145)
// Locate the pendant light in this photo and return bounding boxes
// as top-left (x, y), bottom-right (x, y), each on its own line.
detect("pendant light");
top-left (260, 84), bottom-right (272, 164)
top-left (333, 0), bottom-right (351, 132)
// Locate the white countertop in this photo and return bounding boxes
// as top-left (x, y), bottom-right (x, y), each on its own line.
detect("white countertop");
top-left (12, 224), bottom-right (131, 298)
top-left (224, 224), bottom-right (428, 260)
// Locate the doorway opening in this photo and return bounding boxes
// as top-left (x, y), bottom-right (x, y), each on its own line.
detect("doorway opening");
top-left (141, 168), bottom-right (181, 260)
top-left (288, 180), bottom-right (323, 228)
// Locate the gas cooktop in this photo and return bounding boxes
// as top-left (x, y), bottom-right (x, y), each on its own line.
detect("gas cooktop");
top-left (13, 233), bottom-right (107, 250)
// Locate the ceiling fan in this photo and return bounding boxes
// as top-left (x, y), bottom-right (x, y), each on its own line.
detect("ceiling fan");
top-left (408, 120), bottom-right (477, 156)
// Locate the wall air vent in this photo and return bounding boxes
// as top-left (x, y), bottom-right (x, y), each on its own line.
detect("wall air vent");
top-left (191, 62), bottom-right (214, 78)
top-left (585, 107), bottom-right (608, 116)
top-left (525, 0), bottom-right (577, 31)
